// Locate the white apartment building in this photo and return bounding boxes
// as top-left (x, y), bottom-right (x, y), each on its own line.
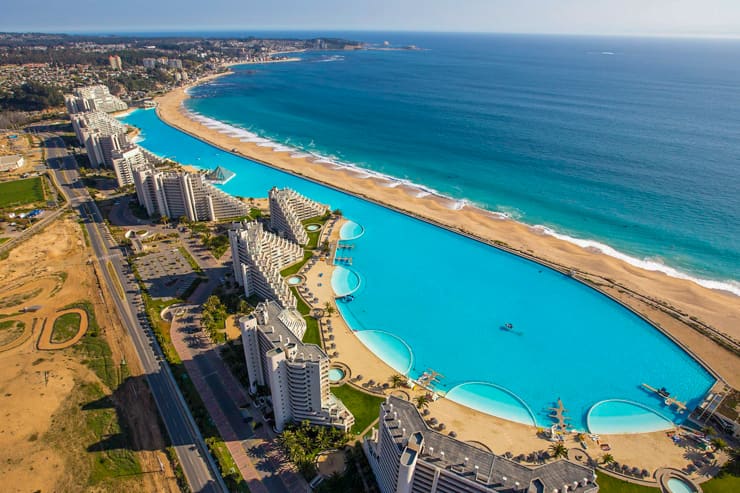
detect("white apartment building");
top-left (240, 301), bottom-right (354, 432)
top-left (228, 221), bottom-right (301, 308)
top-left (366, 396), bottom-right (599, 493)
top-left (269, 187), bottom-right (328, 245)
top-left (70, 110), bottom-right (130, 168)
top-left (133, 166), bottom-right (250, 222)
top-left (111, 145), bottom-right (151, 187)
top-left (64, 84), bottom-right (127, 114)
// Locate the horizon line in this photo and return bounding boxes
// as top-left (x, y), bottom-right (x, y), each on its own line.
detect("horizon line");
top-left (1, 27), bottom-right (740, 41)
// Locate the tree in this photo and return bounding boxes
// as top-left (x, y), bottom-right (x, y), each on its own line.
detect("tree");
top-left (390, 374), bottom-right (405, 388)
top-left (160, 214), bottom-right (169, 226)
top-left (238, 299), bottom-right (250, 314)
top-left (324, 302), bottom-right (335, 317)
top-left (415, 395), bottom-right (431, 410)
top-left (549, 443), bottom-right (568, 459)
top-left (601, 453), bottom-right (615, 465)
top-left (711, 438), bottom-right (728, 452)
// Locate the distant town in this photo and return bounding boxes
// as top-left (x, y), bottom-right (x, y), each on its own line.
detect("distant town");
top-left (0, 32), bottom-right (362, 125)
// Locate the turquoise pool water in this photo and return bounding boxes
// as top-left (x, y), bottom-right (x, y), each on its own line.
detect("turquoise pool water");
top-left (306, 224), bottom-right (321, 232)
top-left (587, 400), bottom-right (675, 434)
top-left (328, 368), bottom-right (345, 383)
top-left (667, 478), bottom-right (696, 493)
top-left (340, 220), bottom-right (364, 240)
top-left (331, 266), bottom-right (361, 297)
top-left (122, 108), bottom-right (716, 433)
top-left (287, 276), bottom-right (303, 285)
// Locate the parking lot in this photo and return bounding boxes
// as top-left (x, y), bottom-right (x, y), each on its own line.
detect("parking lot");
top-left (133, 247), bottom-right (198, 299)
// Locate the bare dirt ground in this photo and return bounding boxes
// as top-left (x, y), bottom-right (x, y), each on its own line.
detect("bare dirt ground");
top-left (0, 217), bottom-right (180, 492)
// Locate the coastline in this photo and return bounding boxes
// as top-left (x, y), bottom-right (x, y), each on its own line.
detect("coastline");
top-left (153, 74), bottom-right (740, 388)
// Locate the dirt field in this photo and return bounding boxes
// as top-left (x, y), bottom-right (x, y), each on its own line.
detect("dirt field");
top-left (0, 131), bottom-right (44, 177)
top-left (0, 217), bottom-right (180, 492)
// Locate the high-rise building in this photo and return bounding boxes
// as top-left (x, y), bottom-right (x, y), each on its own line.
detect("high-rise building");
top-left (108, 55), bottom-right (122, 70)
top-left (110, 145), bottom-right (153, 187)
top-left (365, 396), bottom-right (599, 493)
top-left (269, 187), bottom-right (328, 245)
top-left (229, 221), bottom-right (301, 308)
top-left (133, 166), bottom-right (250, 222)
top-left (167, 59), bottom-right (183, 69)
top-left (70, 110), bottom-right (130, 168)
top-left (240, 301), bottom-right (354, 432)
top-left (64, 84), bottom-right (127, 114)
top-left (142, 58), bottom-right (157, 69)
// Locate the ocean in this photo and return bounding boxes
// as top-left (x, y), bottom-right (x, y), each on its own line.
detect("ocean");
top-left (186, 32), bottom-right (740, 293)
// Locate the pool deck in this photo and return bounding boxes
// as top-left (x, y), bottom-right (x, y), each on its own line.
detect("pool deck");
top-left (290, 218), bottom-right (732, 482)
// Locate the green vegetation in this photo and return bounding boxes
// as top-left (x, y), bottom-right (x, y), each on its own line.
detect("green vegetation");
top-left (140, 292), bottom-right (250, 491)
top-left (303, 317), bottom-right (322, 346)
top-left (0, 320), bottom-right (25, 346)
top-left (596, 473), bottom-right (657, 493)
top-left (202, 233), bottom-right (230, 258)
top-left (66, 300), bottom-right (125, 390)
top-left (0, 176), bottom-right (45, 208)
top-left (178, 246), bottom-right (203, 273)
top-left (330, 384), bottom-right (384, 435)
top-left (277, 420), bottom-right (350, 478)
top-left (202, 295), bottom-right (228, 344)
top-left (0, 237), bottom-right (9, 245)
top-left (51, 311), bottom-right (82, 343)
top-left (0, 81), bottom-right (64, 111)
top-left (292, 287), bottom-right (311, 315)
top-left (316, 442), bottom-right (379, 493)
top-left (703, 450), bottom-right (740, 493)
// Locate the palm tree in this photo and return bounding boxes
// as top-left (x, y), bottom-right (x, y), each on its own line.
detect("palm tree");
top-left (415, 394), bottom-right (431, 410)
top-left (711, 437), bottom-right (728, 451)
top-left (390, 374), bottom-right (405, 388)
top-left (601, 453), bottom-right (615, 465)
top-left (160, 214), bottom-right (169, 226)
top-left (549, 442), bottom-right (568, 459)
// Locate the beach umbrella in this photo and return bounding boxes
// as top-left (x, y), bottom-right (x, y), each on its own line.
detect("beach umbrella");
top-left (641, 469), bottom-right (649, 478)
top-left (449, 431), bottom-right (457, 438)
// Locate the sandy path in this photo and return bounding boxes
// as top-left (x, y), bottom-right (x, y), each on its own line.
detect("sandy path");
top-left (36, 308), bottom-right (89, 351)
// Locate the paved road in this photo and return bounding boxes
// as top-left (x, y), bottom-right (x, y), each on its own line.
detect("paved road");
top-left (41, 134), bottom-right (228, 493)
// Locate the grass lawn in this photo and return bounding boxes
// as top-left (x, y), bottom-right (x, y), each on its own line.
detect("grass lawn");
top-left (51, 311), bottom-right (82, 343)
top-left (330, 384), bottom-right (384, 435)
top-left (281, 250), bottom-right (313, 277)
top-left (596, 473), bottom-right (658, 493)
top-left (302, 316), bottom-right (321, 346)
top-left (0, 177), bottom-right (45, 208)
top-left (0, 237), bottom-right (9, 244)
top-left (702, 474), bottom-right (740, 493)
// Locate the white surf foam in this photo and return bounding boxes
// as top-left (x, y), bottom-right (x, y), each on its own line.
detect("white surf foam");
top-left (181, 109), bottom-right (739, 297)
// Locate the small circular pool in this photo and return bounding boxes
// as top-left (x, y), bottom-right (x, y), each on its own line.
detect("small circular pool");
top-left (306, 224), bottom-right (321, 232)
top-left (287, 276), bottom-right (303, 285)
top-left (331, 266), bottom-right (361, 296)
top-left (328, 368), bottom-right (345, 383)
top-left (667, 478), bottom-right (696, 493)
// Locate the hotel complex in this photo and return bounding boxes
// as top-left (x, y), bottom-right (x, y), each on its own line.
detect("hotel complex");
top-left (70, 110), bottom-right (131, 170)
top-left (240, 301), bottom-right (354, 432)
top-left (132, 165), bottom-right (250, 222)
top-left (269, 186), bottom-right (328, 245)
top-left (64, 84), bottom-right (128, 114)
top-left (366, 396), bottom-right (598, 493)
top-left (229, 221), bottom-right (302, 308)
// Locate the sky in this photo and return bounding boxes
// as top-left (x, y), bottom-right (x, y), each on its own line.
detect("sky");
top-left (1, 0), bottom-right (738, 37)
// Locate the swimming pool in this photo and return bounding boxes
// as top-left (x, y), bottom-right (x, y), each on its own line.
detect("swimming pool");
top-left (123, 108), bottom-right (716, 433)
top-left (306, 224), bottom-right (321, 232)
top-left (331, 266), bottom-right (361, 297)
top-left (287, 276), bottom-right (303, 285)
top-left (328, 368), bottom-right (345, 383)
top-left (666, 478), bottom-right (696, 493)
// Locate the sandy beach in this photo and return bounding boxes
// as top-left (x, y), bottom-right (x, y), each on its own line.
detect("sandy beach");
top-left (155, 75), bottom-right (739, 389)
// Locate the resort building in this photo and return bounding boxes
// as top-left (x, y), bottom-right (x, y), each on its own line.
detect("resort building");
top-left (70, 110), bottom-right (130, 168)
top-left (133, 166), bottom-right (250, 222)
top-left (64, 84), bottom-right (127, 114)
top-left (0, 154), bottom-right (24, 172)
top-left (240, 301), bottom-right (354, 432)
top-left (108, 55), bottom-right (122, 70)
top-left (228, 221), bottom-right (301, 308)
top-left (365, 396), bottom-right (598, 493)
top-left (269, 187), bottom-right (328, 245)
top-left (110, 145), bottom-right (156, 188)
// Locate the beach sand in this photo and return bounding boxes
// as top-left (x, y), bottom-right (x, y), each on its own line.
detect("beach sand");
top-left (155, 79), bottom-right (740, 387)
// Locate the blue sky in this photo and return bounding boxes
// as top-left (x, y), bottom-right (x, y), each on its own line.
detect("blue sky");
top-left (1, 0), bottom-right (738, 37)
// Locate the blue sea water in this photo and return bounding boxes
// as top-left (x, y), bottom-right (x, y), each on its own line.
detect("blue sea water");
top-left (186, 33), bottom-right (740, 293)
top-left (122, 107), bottom-right (716, 432)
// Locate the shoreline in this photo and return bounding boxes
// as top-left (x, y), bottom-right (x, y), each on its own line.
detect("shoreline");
top-left (151, 72), bottom-right (740, 388)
